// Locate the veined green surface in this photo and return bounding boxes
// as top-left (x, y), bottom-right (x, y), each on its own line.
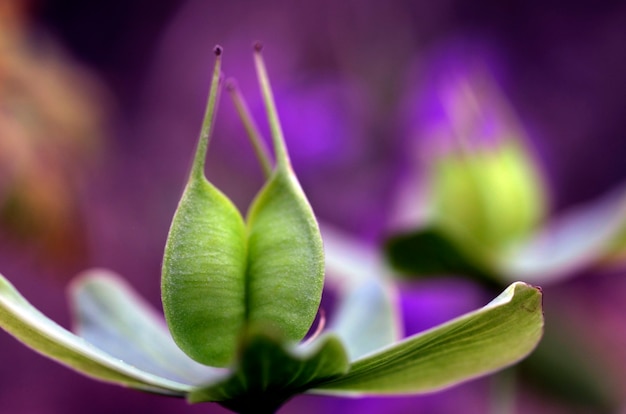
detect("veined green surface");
top-left (246, 169), bottom-right (324, 341)
top-left (162, 177), bottom-right (248, 367)
top-left (162, 47), bottom-right (324, 367)
top-left (314, 282), bottom-right (543, 395)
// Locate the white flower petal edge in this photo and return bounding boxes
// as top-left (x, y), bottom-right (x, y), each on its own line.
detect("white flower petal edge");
top-left (0, 274), bottom-right (194, 396)
top-left (71, 269), bottom-right (226, 385)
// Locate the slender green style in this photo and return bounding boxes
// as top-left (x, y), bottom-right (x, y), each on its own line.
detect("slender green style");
top-left (226, 79), bottom-right (273, 178)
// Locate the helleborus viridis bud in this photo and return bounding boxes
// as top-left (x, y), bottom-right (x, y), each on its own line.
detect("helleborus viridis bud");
top-left (386, 64), bottom-right (626, 286)
top-left (161, 44), bottom-right (325, 367)
top-left (425, 68), bottom-right (546, 259)
top-left (430, 138), bottom-right (545, 258)
top-left (385, 66), bottom-right (548, 282)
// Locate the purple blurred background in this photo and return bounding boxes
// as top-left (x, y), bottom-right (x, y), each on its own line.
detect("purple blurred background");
top-left (1, 0), bottom-right (625, 413)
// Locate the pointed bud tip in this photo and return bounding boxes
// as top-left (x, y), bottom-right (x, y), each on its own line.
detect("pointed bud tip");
top-left (213, 45), bottom-right (223, 56)
top-left (253, 41), bottom-right (263, 53)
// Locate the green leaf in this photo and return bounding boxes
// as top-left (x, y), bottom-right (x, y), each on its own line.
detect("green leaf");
top-left (71, 269), bottom-right (224, 385)
top-left (384, 225), bottom-right (500, 289)
top-left (0, 274), bottom-right (193, 396)
top-left (188, 328), bottom-right (349, 413)
top-left (313, 282), bottom-right (543, 395)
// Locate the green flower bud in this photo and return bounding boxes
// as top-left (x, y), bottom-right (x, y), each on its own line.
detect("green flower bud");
top-left (161, 45), bottom-right (324, 367)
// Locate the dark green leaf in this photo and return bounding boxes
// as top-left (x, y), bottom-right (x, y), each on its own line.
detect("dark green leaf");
top-left (188, 327), bottom-right (349, 413)
top-left (384, 226), bottom-right (500, 289)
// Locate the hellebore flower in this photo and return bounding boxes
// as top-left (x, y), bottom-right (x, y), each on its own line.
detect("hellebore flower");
top-left (0, 46), bottom-right (543, 414)
top-left (386, 63), bottom-right (626, 286)
top-left (385, 60), bottom-right (622, 412)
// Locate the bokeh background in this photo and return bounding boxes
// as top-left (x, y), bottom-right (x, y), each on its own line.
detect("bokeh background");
top-left (1, 0), bottom-right (625, 413)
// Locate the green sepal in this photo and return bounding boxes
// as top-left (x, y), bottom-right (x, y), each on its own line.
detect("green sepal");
top-left (313, 282), bottom-right (543, 395)
top-left (71, 269), bottom-right (224, 385)
top-left (188, 327), bottom-right (349, 413)
top-left (384, 225), bottom-right (500, 289)
top-left (0, 274), bottom-right (194, 396)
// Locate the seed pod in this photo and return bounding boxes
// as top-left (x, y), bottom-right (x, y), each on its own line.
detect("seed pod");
top-left (244, 45), bottom-right (324, 345)
top-left (162, 48), bottom-right (248, 367)
top-left (161, 46), bottom-right (324, 367)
